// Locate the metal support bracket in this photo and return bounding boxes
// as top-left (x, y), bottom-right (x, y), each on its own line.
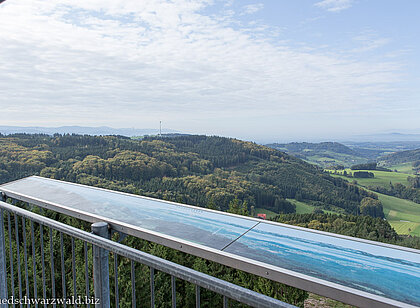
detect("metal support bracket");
top-left (111, 230), bottom-right (127, 243)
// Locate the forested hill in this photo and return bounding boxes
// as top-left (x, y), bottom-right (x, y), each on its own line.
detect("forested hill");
top-left (380, 148), bottom-right (420, 165)
top-left (0, 134), bottom-right (379, 216)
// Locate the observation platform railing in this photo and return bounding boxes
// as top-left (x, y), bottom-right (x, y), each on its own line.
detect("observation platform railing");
top-left (0, 200), bottom-right (294, 308)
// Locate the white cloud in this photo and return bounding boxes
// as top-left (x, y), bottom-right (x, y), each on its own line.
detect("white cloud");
top-left (352, 32), bottom-right (391, 52)
top-left (314, 0), bottom-right (354, 12)
top-left (241, 3), bottom-right (264, 15)
top-left (0, 0), bottom-right (403, 136)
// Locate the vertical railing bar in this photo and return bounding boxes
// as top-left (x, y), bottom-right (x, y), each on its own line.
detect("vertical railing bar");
top-left (60, 232), bottom-right (67, 307)
top-left (49, 228), bottom-right (56, 308)
top-left (0, 209), bottom-right (8, 303)
top-left (195, 285), bottom-right (200, 308)
top-left (22, 217), bottom-right (30, 307)
top-left (223, 295), bottom-right (228, 308)
top-left (150, 267), bottom-right (154, 308)
top-left (30, 221), bottom-right (38, 308)
top-left (171, 275), bottom-right (176, 308)
top-left (71, 237), bottom-right (77, 308)
top-left (7, 212), bottom-right (15, 307)
top-left (91, 241), bottom-right (94, 306)
top-left (14, 214), bottom-right (22, 301)
top-left (131, 260), bottom-right (136, 308)
top-left (84, 242), bottom-right (90, 308)
top-left (114, 253), bottom-right (119, 308)
top-left (40, 225), bottom-right (47, 308)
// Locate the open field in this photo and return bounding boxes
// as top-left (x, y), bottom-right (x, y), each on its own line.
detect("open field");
top-left (328, 172), bottom-right (420, 236)
top-left (288, 199), bottom-right (314, 214)
top-left (256, 173), bottom-right (420, 236)
top-left (387, 162), bottom-right (416, 174)
top-left (327, 169), bottom-right (412, 189)
top-left (286, 199), bottom-right (342, 215)
top-left (391, 221), bottom-right (420, 235)
top-left (255, 199), bottom-right (342, 219)
top-left (375, 191), bottom-right (420, 236)
top-left (254, 208), bottom-right (278, 219)
top-left (303, 151), bottom-right (368, 168)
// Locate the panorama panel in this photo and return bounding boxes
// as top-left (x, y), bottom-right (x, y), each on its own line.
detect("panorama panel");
top-left (0, 176), bottom-right (257, 250)
top-left (1, 176), bottom-right (420, 307)
top-left (224, 222), bottom-right (420, 306)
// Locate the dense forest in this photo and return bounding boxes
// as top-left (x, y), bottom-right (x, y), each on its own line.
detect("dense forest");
top-left (380, 148), bottom-right (420, 165)
top-left (368, 179), bottom-right (420, 204)
top-left (0, 134), bottom-right (382, 217)
top-left (1, 134), bottom-right (419, 307)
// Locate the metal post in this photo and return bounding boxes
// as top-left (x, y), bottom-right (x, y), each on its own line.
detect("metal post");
top-left (0, 208), bottom-right (8, 306)
top-left (91, 222), bottom-right (110, 308)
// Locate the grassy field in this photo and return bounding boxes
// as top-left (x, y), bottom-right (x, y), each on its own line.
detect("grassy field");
top-left (375, 191), bottom-right (420, 236)
top-left (259, 191), bottom-right (420, 236)
top-left (255, 199), bottom-right (341, 218)
top-left (288, 199), bottom-right (314, 214)
top-left (286, 199), bottom-right (342, 215)
top-left (327, 169), bottom-right (411, 188)
top-left (303, 151), bottom-right (368, 168)
top-left (327, 172), bottom-right (420, 236)
top-left (387, 162), bottom-right (415, 174)
top-left (254, 208), bottom-right (278, 219)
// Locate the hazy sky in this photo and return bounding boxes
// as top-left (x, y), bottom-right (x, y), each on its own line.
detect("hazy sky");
top-left (1, 0), bottom-right (419, 142)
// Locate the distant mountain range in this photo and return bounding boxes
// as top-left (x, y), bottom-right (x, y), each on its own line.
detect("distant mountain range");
top-left (0, 125), bottom-right (179, 137)
top-left (267, 142), bottom-right (357, 156)
top-left (266, 139), bottom-right (420, 169)
top-left (265, 141), bottom-right (400, 168)
top-left (265, 142), bottom-right (373, 167)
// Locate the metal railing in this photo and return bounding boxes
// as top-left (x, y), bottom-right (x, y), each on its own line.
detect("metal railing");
top-left (0, 200), bottom-right (295, 308)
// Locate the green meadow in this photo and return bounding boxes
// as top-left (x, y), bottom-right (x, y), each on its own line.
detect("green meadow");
top-left (302, 152), bottom-right (368, 168)
top-left (254, 207), bottom-right (278, 219)
top-left (387, 162), bottom-right (416, 174)
top-left (327, 169), bottom-right (411, 188)
top-left (261, 193), bottom-right (420, 235)
top-left (288, 199), bottom-right (314, 214)
top-left (255, 199), bottom-right (342, 219)
top-left (287, 199), bottom-right (342, 215)
top-left (376, 191), bottom-right (420, 236)
top-left (327, 172), bottom-right (420, 236)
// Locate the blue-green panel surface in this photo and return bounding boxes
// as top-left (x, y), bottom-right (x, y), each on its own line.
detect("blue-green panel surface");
top-left (224, 222), bottom-right (420, 306)
top-left (0, 176), bottom-right (256, 250)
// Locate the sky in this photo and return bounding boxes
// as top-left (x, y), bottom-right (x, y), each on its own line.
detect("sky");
top-left (0, 0), bottom-right (419, 142)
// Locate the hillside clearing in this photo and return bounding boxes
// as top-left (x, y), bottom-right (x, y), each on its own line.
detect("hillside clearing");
top-left (326, 169), bottom-right (412, 189)
top-left (328, 172), bottom-right (420, 236)
top-left (376, 191), bottom-right (420, 236)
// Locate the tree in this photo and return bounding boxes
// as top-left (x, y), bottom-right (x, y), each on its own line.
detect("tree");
top-left (360, 197), bottom-right (384, 218)
top-left (227, 198), bottom-right (249, 216)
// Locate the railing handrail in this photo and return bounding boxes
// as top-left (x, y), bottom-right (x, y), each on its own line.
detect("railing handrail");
top-left (0, 201), bottom-right (295, 308)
